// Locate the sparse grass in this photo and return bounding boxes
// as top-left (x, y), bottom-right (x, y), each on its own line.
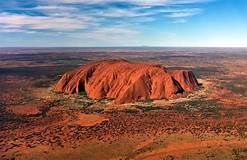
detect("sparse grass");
top-left (219, 76), bottom-right (247, 96)
top-left (232, 148), bottom-right (241, 160)
top-left (123, 108), bottom-right (139, 114)
top-left (126, 138), bottom-right (167, 159)
top-left (169, 104), bottom-right (188, 112)
top-left (91, 106), bottom-right (104, 113)
top-left (97, 98), bottom-right (112, 103)
top-left (200, 106), bottom-right (220, 114)
top-left (33, 79), bottom-right (52, 88)
top-left (78, 91), bottom-right (86, 96)
top-left (223, 112), bottom-right (234, 118)
top-left (232, 148), bottom-right (247, 160)
top-left (79, 101), bottom-right (94, 108)
top-left (135, 105), bottom-right (164, 112)
top-left (237, 127), bottom-right (247, 138)
top-left (169, 99), bottom-right (220, 115)
top-left (169, 99), bottom-right (203, 112)
top-left (212, 124), bottom-right (222, 135)
top-left (205, 151), bottom-right (216, 160)
top-left (140, 99), bottom-right (153, 103)
top-left (42, 137), bottom-right (136, 160)
top-left (163, 155), bottom-right (175, 160)
top-left (39, 100), bottom-right (62, 117)
top-left (80, 105), bottom-right (104, 114)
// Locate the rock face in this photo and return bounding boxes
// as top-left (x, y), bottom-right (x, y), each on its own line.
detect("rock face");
top-left (54, 59), bottom-right (200, 104)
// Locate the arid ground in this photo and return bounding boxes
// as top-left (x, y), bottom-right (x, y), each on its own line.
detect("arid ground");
top-left (0, 47), bottom-right (246, 160)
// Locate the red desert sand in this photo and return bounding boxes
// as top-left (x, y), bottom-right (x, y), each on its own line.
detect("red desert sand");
top-left (54, 59), bottom-right (200, 104)
top-left (7, 104), bottom-right (41, 116)
top-left (74, 113), bottom-right (108, 126)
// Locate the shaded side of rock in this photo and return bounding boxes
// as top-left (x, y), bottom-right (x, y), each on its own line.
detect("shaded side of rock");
top-left (169, 70), bottom-right (200, 91)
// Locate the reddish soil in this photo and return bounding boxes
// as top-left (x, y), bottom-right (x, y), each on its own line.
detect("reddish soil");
top-left (7, 104), bottom-right (41, 116)
top-left (74, 113), bottom-right (108, 126)
top-left (133, 139), bottom-right (247, 160)
top-left (0, 49), bottom-right (246, 160)
top-left (208, 87), bottom-right (247, 107)
top-left (54, 59), bottom-right (199, 104)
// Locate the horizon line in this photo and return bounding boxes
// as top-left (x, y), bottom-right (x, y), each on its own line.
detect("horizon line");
top-left (1, 46), bottom-right (247, 48)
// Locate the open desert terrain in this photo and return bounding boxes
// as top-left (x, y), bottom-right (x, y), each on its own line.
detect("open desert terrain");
top-left (0, 47), bottom-right (246, 160)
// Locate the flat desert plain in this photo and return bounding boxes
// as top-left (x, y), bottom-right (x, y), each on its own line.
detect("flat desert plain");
top-left (0, 48), bottom-right (246, 160)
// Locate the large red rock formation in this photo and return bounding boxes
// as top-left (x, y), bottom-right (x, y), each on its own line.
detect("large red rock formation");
top-left (54, 59), bottom-right (200, 104)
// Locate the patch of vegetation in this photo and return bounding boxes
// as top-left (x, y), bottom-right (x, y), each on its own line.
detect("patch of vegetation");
top-left (59, 137), bottom-right (135, 160)
top-left (0, 103), bottom-right (29, 123)
top-left (170, 104), bottom-right (188, 112)
top-left (79, 101), bottom-right (94, 108)
top-left (169, 99), bottom-right (204, 112)
top-left (139, 99), bottom-right (153, 104)
top-left (91, 107), bottom-right (104, 113)
top-left (223, 83), bottom-right (246, 97)
top-left (232, 148), bottom-right (241, 160)
top-left (232, 148), bottom-right (247, 160)
top-left (38, 99), bottom-right (63, 117)
top-left (33, 79), bottom-right (51, 88)
top-left (219, 76), bottom-right (247, 96)
top-left (237, 127), bottom-right (247, 138)
top-left (97, 98), bottom-right (113, 103)
top-left (169, 99), bottom-right (220, 115)
top-left (135, 105), bottom-right (164, 112)
top-left (205, 151), bottom-right (216, 160)
top-left (163, 155), bottom-right (175, 160)
top-left (212, 124), bottom-right (222, 135)
top-left (126, 139), bottom-right (167, 160)
top-left (200, 106), bottom-right (220, 114)
top-left (78, 91), bottom-right (86, 96)
top-left (122, 108), bottom-right (139, 114)
top-left (81, 105), bottom-right (104, 114)
top-left (0, 101), bottom-right (6, 108)
top-left (223, 112), bottom-right (234, 118)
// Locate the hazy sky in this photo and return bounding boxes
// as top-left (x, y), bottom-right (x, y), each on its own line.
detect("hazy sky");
top-left (0, 0), bottom-right (246, 47)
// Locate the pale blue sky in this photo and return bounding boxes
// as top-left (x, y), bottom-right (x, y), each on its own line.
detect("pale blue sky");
top-left (0, 0), bottom-right (246, 47)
